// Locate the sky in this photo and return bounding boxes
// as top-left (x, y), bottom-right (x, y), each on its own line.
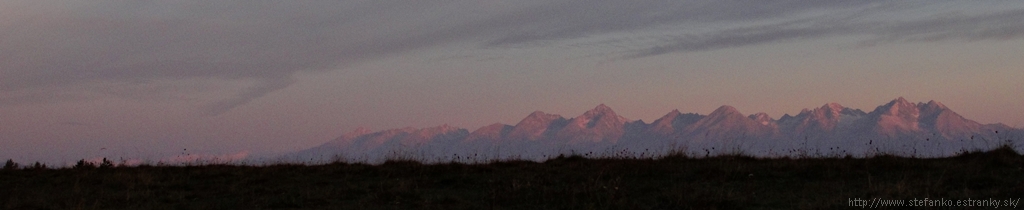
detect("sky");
top-left (2, 1), bottom-right (1023, 164)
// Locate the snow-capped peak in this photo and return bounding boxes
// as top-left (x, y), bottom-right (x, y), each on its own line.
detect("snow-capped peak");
top-left (711, 105), bottom-right (741, 116)
top-left (748, 112), bottom-right (773, 125)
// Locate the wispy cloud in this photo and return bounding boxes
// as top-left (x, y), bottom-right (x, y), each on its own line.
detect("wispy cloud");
top-left (861, 9), bottom-right (1024, 44)
top-left (201, 77), bottom-right (295, 116)
top-left (0, 1), bottom-right (495, 114)
top-left (2, 1), bottom-right (1022, 114)
top-left (618, 5), bottom-right (1024, 58)
top-left (627, 19), bottom-right (846, 59)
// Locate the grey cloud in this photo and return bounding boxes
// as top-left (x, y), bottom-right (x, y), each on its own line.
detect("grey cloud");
top-left (462, 0), bottom-right (1024, 59)
top-left (0, 1), bottom-right (492, 114)
top-left (481, 0), bottom-right (881, 47)
top-left (3, 1), bottom-right (1023, 113)
top-left (202, 77), bottom-right (295, 116)
top-left (629, 20), bottom-right (849, 58)
top-left (864, 9), bottom-right (1024, 44)
top-left (626, 6), bottom-right (1024, 58)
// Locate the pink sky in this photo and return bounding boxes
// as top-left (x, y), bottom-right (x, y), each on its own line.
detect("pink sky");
top-left (1, 1), bottom-right (1023, 164)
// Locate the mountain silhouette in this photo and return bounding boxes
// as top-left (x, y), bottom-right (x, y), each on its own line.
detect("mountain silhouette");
top-left (290, 98), bottom-right (1022, 163)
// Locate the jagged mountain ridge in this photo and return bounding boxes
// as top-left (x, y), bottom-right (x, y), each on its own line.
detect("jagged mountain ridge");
top-left (291, 98), bottom-right (1021, 163)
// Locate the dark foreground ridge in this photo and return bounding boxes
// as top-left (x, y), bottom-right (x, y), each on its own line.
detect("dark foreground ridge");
top-left (3, 146), bottom-right (1023, 209)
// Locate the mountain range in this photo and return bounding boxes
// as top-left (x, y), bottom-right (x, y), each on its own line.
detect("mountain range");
top-left (290, 97), bottom-right (1022, 163)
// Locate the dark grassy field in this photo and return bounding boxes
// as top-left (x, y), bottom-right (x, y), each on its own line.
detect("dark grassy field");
top-left (3, 147), bottom-right (1023, 210)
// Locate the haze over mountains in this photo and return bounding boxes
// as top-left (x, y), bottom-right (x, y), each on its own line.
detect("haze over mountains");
top-left (291, 98), bottom-right (1022, 163)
